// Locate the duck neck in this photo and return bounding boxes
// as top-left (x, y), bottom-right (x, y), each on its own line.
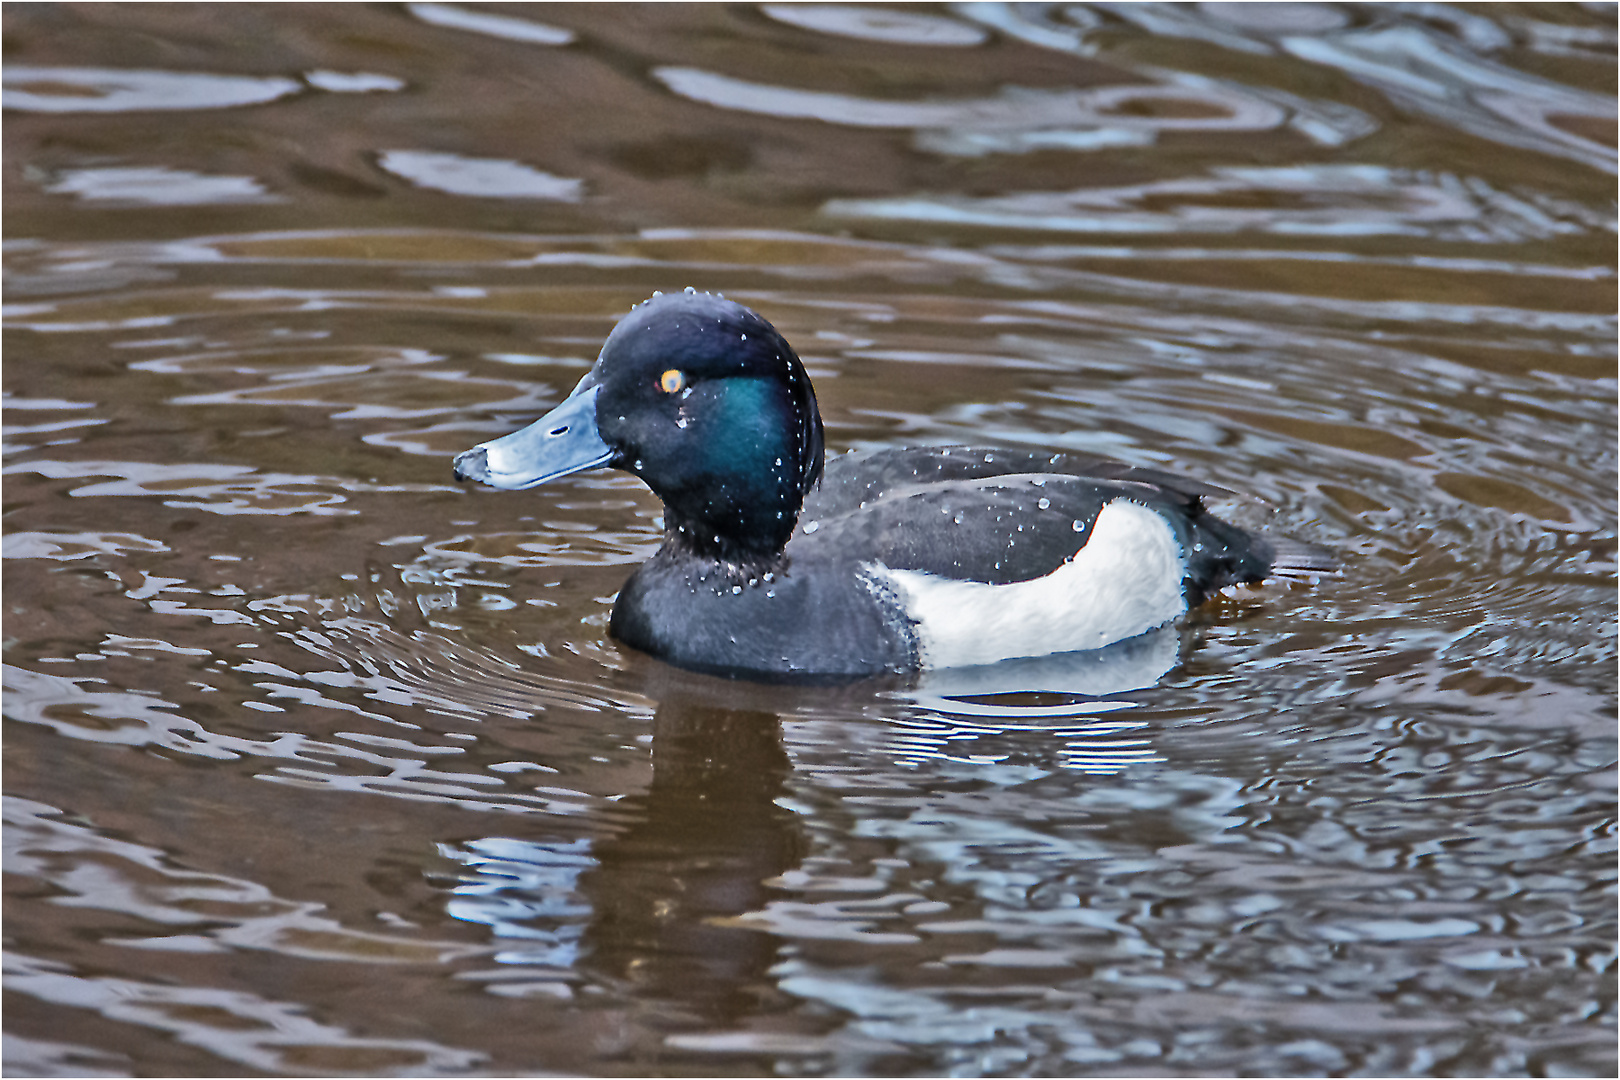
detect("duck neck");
top-left (662, 506), bottom-right (791, 580)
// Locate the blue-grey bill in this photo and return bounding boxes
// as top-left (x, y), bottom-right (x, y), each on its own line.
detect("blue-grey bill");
top-left (452, 383), bottom-right (614, 489)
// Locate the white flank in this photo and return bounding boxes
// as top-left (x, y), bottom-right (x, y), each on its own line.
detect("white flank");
top-left (870, 499), bottom-right (1186, 669)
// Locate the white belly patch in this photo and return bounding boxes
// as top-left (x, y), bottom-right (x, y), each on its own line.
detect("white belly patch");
top-left (868, 499), bottom-right (1187, 669)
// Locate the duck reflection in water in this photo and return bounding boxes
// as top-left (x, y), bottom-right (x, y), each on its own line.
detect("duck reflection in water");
top-left (580, 696), bottom-right (804, 1011)
top-left (432, 623), bottom-right (1188, 1028)
top-left (440, 694), bottom-right (804, 1022)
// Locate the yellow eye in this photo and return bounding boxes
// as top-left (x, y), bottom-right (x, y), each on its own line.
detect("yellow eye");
top-left (659, 369), bottom-right (685, 394)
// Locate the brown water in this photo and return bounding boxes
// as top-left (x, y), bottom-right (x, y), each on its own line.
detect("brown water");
top-left (3, 4), bottom-right (1615, 1076)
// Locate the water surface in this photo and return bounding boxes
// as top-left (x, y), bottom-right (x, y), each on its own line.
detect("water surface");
top-left (3, 4), bottom-right (1615, 1076)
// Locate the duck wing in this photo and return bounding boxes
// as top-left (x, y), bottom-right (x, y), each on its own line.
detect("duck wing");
top-left (797, 447), bottom-right (1274, 600)
top-left (794, 470), bottom-right (1272, 603)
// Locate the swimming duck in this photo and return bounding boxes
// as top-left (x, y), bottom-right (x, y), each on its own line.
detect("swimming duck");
top-left (453, 291), bottom-right (1326, 681)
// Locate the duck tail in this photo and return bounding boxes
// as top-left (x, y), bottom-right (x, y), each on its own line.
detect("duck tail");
top-left (1265, 536), bottom-right (1339, 580)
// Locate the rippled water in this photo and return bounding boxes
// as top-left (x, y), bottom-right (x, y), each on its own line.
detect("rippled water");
top-left (3, 4), bottom-right (1615, 1076)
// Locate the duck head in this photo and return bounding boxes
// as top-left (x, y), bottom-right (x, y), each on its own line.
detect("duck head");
top-left (454, 291), bottom-right (825, 563)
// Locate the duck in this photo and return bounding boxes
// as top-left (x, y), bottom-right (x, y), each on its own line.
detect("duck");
top-left (453, 290), bottom-right (1329, 682)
